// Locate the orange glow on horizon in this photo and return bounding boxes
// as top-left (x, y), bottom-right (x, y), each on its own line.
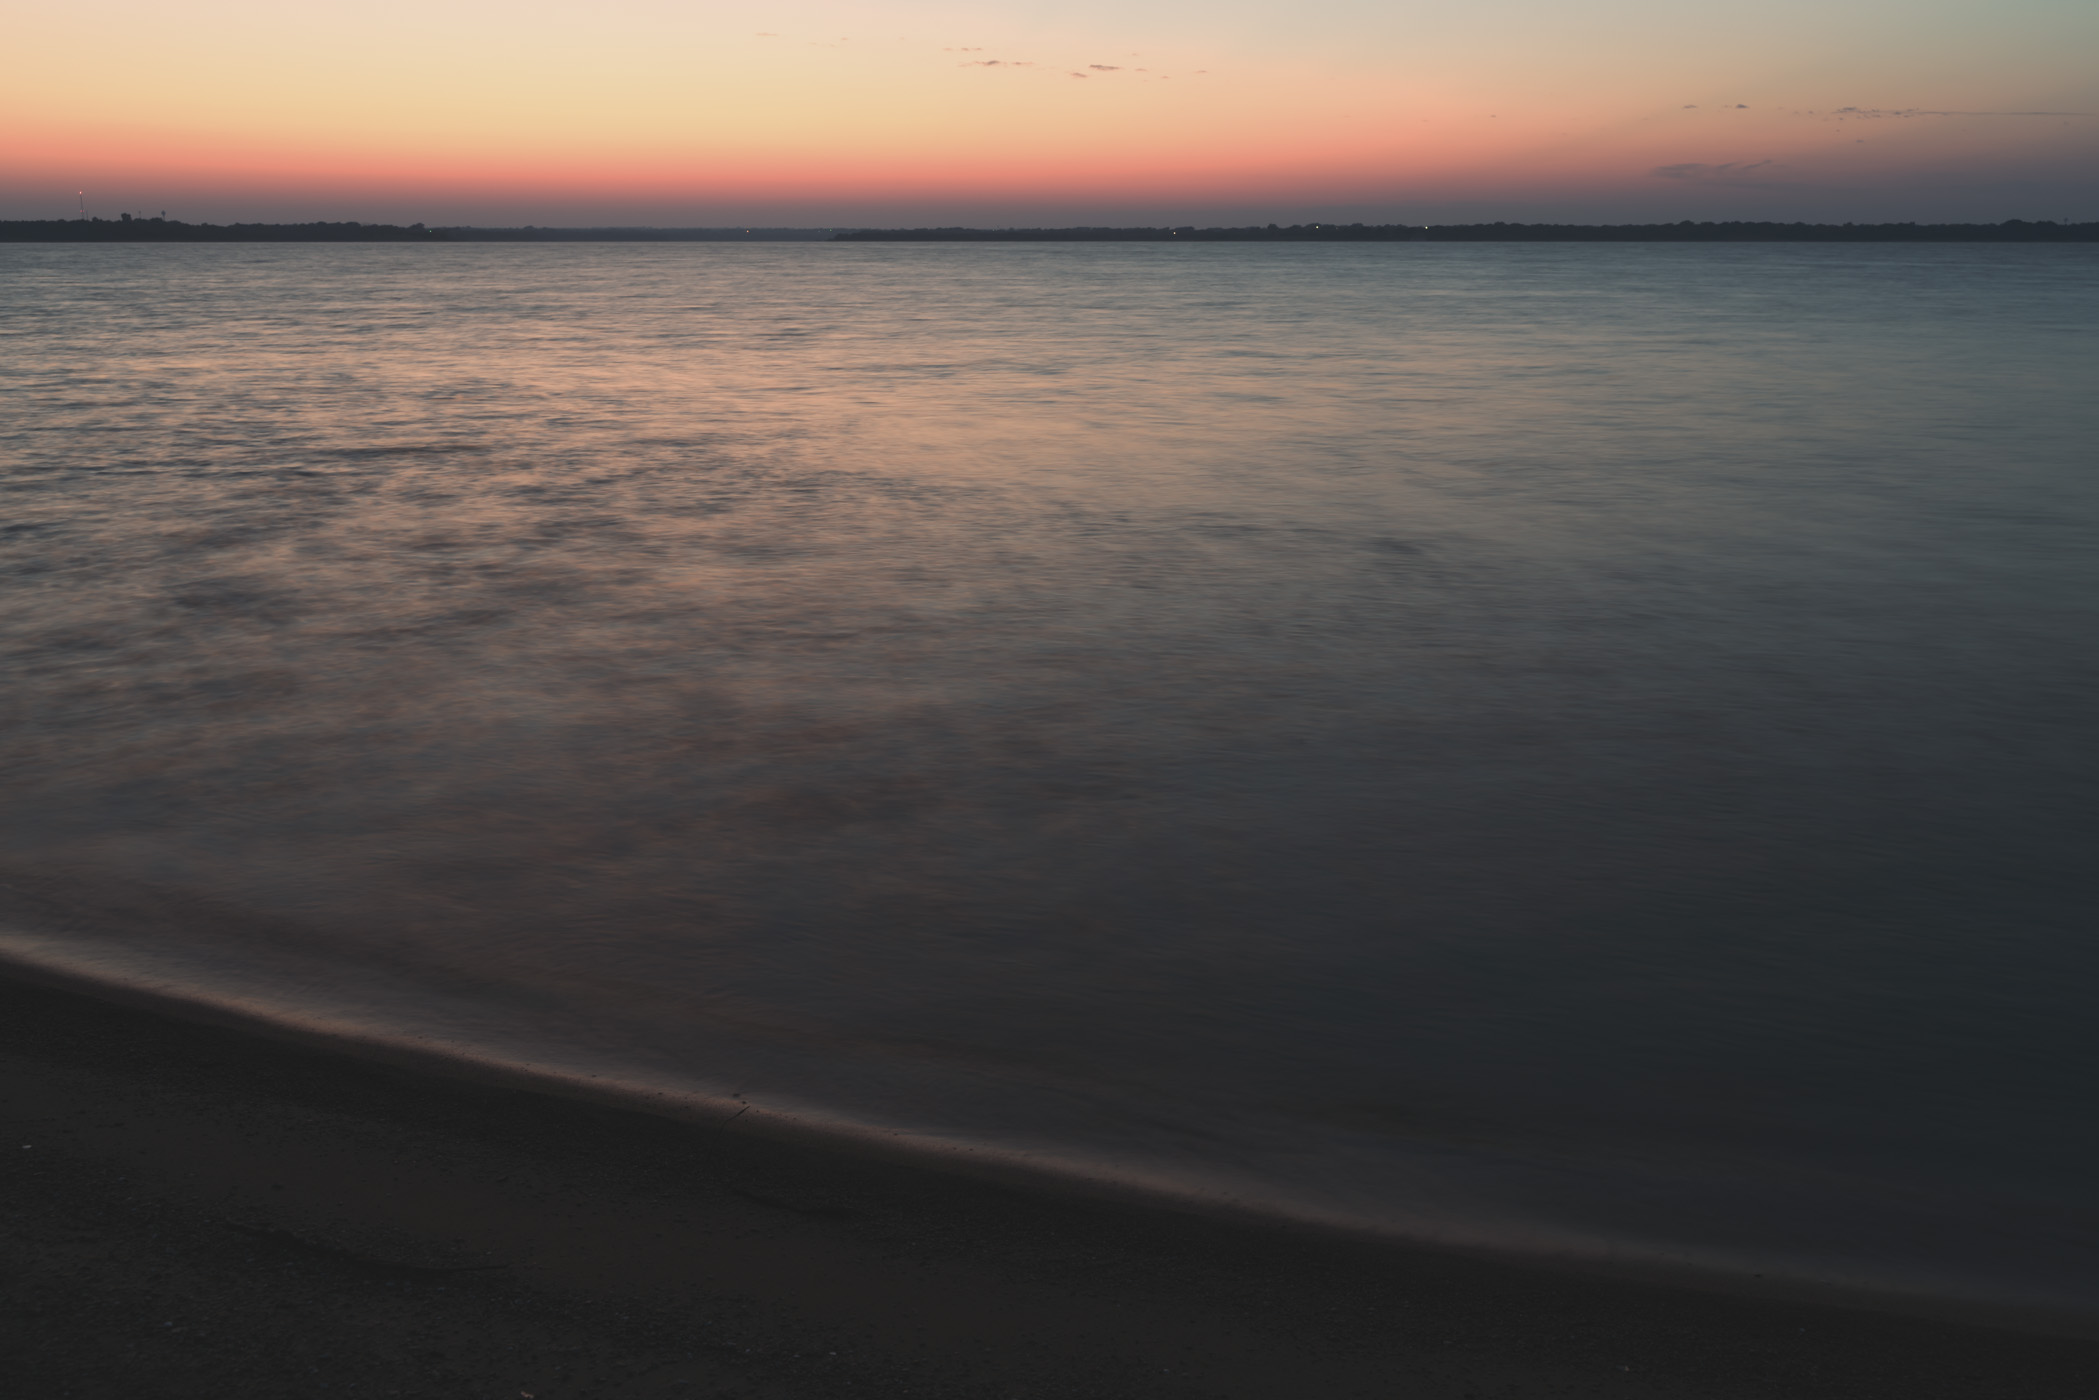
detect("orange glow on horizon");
top-left (6, 0), bottom-right (2095, 223)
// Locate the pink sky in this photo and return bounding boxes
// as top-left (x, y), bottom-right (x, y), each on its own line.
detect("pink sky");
top-left (6, 0), bottom-right (2094, 225)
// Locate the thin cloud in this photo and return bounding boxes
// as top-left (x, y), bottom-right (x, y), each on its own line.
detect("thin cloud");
top-left (1818, 106), bottom-right (2088, 119)
top-left (1653, 160), bottom-right (1797, 187)
top-left (1089, 64), bottom-right (1121, 71)
top-left (961, 59), bottom-right (1032, 67)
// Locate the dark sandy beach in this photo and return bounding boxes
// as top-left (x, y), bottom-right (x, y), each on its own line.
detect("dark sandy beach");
top-left (4, 972), bottom-right (2098, 1399)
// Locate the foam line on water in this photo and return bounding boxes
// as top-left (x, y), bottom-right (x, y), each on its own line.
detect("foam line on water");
top-left (5, 916), bottom-right (2097, 1340)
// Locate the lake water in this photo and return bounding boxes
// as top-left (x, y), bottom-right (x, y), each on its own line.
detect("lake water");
top-left (3, 241), bottom-right (2096, 1317)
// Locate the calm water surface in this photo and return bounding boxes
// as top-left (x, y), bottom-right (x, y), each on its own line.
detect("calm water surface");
top-left (3, 242), bottom-right (2096, 1312)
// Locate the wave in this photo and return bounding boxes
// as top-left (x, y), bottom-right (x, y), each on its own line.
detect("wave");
top-left (5, 872), bottom-right (2096, 1340)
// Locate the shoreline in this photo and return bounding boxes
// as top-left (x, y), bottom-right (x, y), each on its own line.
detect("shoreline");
top-left (8, 917), bottom-right (2098, 1345)
top-left (7, 217), bottom-right (2098, 242)
top-left (7, 969), bottom-right (2099, 1397)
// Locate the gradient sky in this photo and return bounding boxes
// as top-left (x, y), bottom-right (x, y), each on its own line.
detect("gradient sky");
top-left (5, 0), bottom-right (2095, 225)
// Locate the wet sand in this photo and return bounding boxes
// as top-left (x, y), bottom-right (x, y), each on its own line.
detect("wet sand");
top-left (5, 972), bottom-right (2098, 1400)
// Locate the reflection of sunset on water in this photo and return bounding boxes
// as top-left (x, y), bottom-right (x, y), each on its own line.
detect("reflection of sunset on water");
top-left (4, 241), bottom-right (2097, 1312)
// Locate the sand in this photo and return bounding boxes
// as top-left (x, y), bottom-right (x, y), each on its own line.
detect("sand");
top-left (5, 972), bottom-right (2097, 1399)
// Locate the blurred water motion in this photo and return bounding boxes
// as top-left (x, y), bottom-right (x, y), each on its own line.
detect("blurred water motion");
top-left (3, 241), bottom-right (2097, 1310)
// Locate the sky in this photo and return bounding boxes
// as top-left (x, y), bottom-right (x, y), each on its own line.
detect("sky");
top-left (4, 0), bottom-right (2095, 226)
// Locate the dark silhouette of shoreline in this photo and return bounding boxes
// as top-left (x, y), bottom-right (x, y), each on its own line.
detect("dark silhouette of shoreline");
top-left (443, 226), bottom-right (836, 241)
top-left (9, 217), bottom-right (2095, 243)
top-left (1, 217), bottom-right (444, 242)
top-left (836, 220), bottom-right (2099, 242)
top-left (0, 219), bottom-right (829, 242)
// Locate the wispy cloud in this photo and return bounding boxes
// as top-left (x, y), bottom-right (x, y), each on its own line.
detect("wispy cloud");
top-left (961, 59), bottom-right (1032, 67)
top-left (1089, 64), bottom-right (1121, 71)
top-left (1814, 106), bottom-right (2089, 119)
top-left (1653, 160), bottom-right (1796, 186)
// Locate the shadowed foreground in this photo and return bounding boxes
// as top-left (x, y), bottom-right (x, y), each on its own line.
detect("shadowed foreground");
top-left (4, 975), bottom-right (2098, 1399)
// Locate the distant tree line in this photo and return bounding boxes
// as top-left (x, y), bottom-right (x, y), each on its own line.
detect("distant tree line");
top-left (834, 221), bottom-right (2099, 242)
top-left (441, 227), bottom-right (836, 241)
top-left (0, 217), bottom-right (444, 242)
top-left (0, 220), bottom-right (847, 242)
top-left (10, 217), bottom-right (2093, 244)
